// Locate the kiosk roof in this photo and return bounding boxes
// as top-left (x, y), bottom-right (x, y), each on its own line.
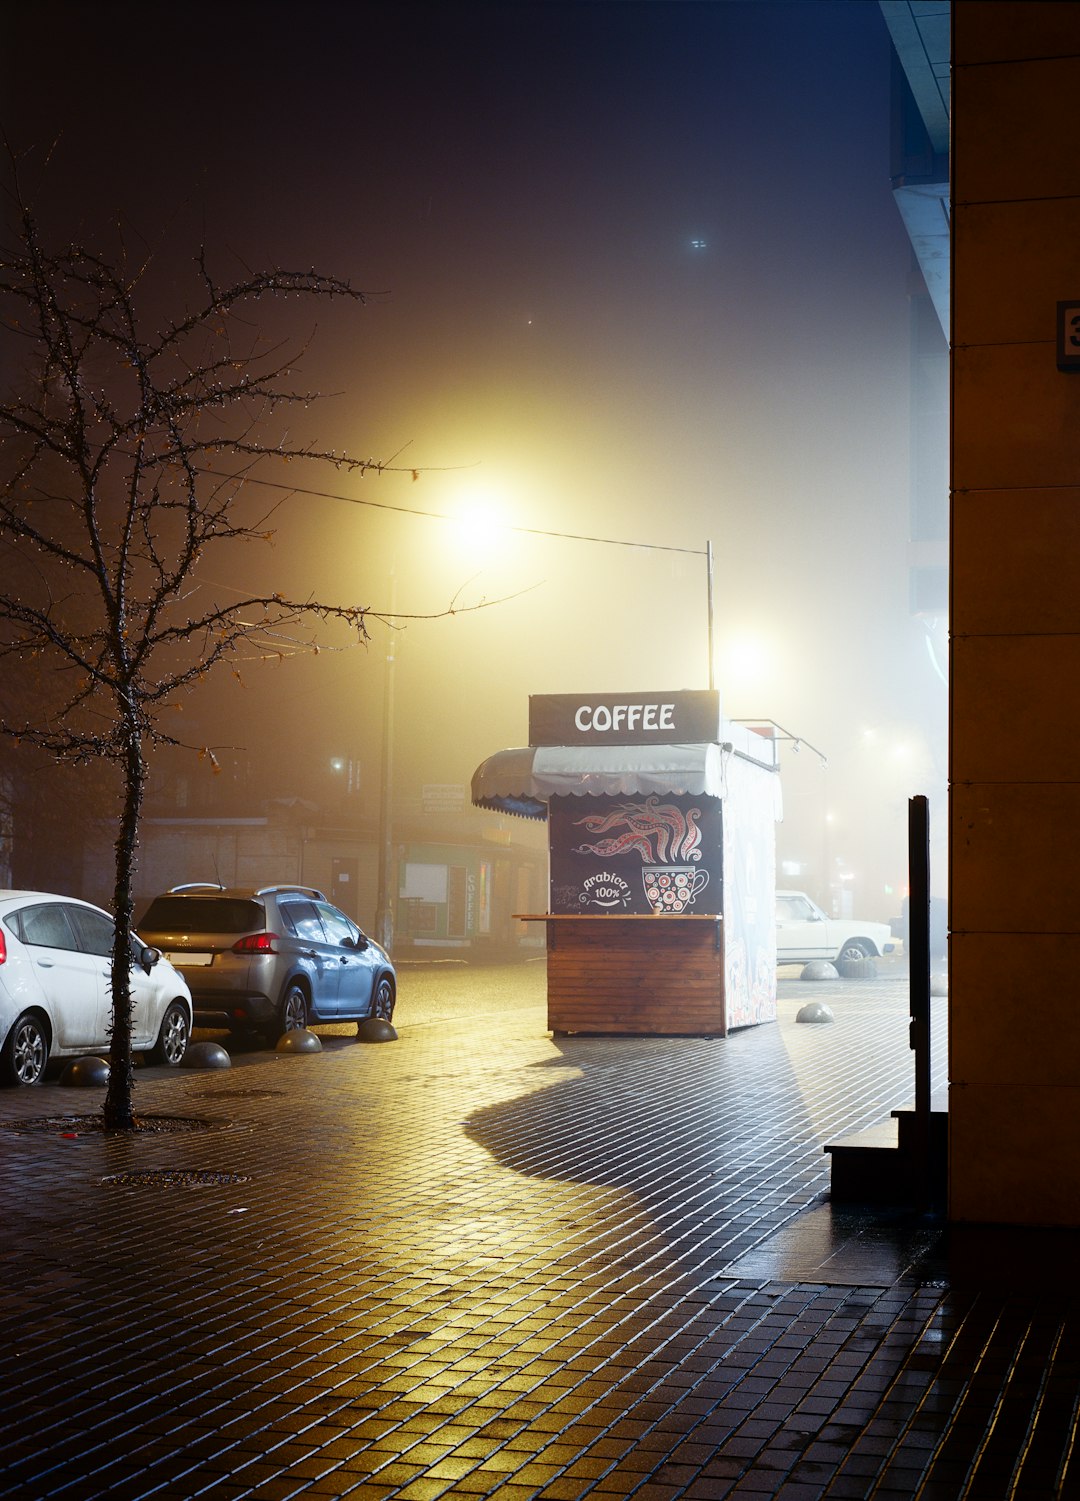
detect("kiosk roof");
top-left (471, 741), bottom-right (773, 818)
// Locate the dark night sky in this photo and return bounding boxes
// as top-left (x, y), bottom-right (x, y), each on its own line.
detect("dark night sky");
top-left (3, 0), bottom-right (944, 908)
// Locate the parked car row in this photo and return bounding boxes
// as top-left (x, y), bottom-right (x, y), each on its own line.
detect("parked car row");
top-left (0, 884), bottom-right (396, 1087)
top-left (2, 878), bottom-right (890, 1087)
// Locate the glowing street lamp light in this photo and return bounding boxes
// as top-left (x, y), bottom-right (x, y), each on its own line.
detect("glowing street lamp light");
top-left (447, 497), bottom-right (511, 562)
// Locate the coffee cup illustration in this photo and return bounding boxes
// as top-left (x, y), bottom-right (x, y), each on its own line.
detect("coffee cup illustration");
top-left (641, 865), bottom-right (709, 914)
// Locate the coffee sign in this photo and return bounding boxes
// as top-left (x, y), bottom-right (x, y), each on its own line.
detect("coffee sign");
top-left (530, 689), bottom-right (720, 747)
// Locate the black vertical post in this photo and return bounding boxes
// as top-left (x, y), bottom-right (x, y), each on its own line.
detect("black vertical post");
top-left (375, 576), bottom-right (396, 954)
top-left (705, 540), bottom-right (715, 693)
top-left (908, 795), bottom-right (932, 1203)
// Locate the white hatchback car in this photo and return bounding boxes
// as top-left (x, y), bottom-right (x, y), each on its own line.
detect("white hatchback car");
top-left (0, 890), bottom-right (193, 1086)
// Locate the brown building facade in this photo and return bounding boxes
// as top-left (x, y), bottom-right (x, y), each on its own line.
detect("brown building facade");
top-left (950, 3), bottom-right (1080, 1223)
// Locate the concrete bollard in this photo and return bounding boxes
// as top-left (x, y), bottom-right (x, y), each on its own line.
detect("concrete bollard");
top-left (59, 1056), bottom-right (110, 1087)
top-left (181, 1041), bottom-right (232, 1069)
top-left (796, 1001), bottom-right (835, 1024)
top-left (276, 1029), bottom-right (322, 1053)
top-left (800, 961), bottom-right (839, 981)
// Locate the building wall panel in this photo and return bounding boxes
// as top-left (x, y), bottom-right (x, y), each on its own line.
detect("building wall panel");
top-left (951, 635), bottom-right (1080, 782)
top-left (951, 488), bottom-right (1080, 635)
top-left (951, 781), bottom-right (1080, 936)
top-left (953, 2), bottom-right (1080, 65)
top-left (953, 200), bottom-right (1080, 347)
top-left (951, 1081), bottom-right (1080, 1225)
top-left (949, 933), bottom-right (1080, 1090)
top-left (952, 343), bottom-right (1079, 491)
top-left (953, 55), bottom-right (1080, 204)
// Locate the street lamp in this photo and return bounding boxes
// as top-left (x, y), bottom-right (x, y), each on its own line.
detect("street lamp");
top-left (369, 505), bottom-right (517, 957)
top-left (374, 573), bottom-right (397, 953)
top-left (367, 520), bottom-right (713, 956)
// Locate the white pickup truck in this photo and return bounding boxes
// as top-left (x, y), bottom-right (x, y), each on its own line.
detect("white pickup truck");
top-left (776, 889), bottom-right (897, 966)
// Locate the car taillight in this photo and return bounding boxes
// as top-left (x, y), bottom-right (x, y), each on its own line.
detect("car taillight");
top-left (0, 930), bottom-right (6, 964)
top-left (231, 932), bottom-right (279, 954)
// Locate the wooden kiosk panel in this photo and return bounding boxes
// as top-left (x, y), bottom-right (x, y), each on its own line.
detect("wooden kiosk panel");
top-left (521, 914), bottom-right (726, 1035)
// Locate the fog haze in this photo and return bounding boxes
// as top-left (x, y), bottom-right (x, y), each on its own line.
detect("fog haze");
top-left (3, 0), bottom-right (947, 918)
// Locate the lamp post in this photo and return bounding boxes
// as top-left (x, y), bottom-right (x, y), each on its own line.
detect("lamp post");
top-left (374, 575), bottom-right (396, 953)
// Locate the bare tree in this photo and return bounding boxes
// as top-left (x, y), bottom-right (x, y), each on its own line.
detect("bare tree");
top-left (0, 207), bottom-right (414, 1126)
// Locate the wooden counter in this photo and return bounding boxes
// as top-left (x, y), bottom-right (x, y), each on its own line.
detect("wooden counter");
top-left (516, 914), bottom-right (726, 1036)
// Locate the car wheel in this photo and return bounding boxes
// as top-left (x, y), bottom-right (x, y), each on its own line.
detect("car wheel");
top-left (272, 982), bottom-right (309, 1041)
top-left (1, 1012), bottom-right (49, 1086)
top-left (837, 939), bottom-right (874, 964)
top-left (371, 975), bottom-right (396, 1022)
top-left (148, 1000), bottom-right (190, 1066)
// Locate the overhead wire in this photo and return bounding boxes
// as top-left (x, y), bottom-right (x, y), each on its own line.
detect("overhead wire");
top-left (190, 466), bottom-right (708, 558)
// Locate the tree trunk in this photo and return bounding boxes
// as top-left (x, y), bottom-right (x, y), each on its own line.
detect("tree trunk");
top-left (102, 714), bottom-right (144, 1130)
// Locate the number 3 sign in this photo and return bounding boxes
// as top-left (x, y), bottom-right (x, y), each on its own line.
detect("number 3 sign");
top-left (1058, 301), bottom-right (1080, 371)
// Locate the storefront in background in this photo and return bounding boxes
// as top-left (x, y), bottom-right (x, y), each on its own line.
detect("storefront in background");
top-left (398, 844), bottom-right (490, 946)
top-left (472, 690), bottom-right (781, 1034)
top-left (397, 840), bottom-right (546, 952)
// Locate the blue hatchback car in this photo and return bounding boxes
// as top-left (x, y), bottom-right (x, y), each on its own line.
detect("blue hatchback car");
top-left (138, 884), bottom-right (396, 1043)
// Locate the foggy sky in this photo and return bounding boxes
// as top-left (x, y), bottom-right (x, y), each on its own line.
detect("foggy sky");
top-left (3, 0), bottom-right (945, 912)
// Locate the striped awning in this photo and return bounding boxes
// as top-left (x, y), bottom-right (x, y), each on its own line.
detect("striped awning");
top-left (471, 742), bottom-right (729, 819)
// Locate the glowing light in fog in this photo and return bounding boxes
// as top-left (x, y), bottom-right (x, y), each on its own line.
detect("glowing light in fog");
top-left (722, 631), bottom-right (774, 688)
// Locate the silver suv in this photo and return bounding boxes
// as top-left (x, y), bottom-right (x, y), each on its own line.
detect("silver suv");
top-left (138, 885), bottom-right (396, 1042)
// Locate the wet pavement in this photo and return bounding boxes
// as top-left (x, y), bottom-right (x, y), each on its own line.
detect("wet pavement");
top-left (1, 960), bottom-right (1078, 1500)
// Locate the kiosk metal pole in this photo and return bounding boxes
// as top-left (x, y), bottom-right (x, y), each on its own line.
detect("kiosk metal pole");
top-left (706, 539), bottom-right (715, 692)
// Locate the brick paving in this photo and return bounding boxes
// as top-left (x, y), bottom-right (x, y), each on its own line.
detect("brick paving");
top-left (1, 961), bottom-right (1078, 1500)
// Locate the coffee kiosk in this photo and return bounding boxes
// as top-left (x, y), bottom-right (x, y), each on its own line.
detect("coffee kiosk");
top-left (471, 690), bottom-right (781, 1035)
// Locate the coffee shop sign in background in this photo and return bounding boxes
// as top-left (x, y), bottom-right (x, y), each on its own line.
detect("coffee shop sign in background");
top-left (549, 793), bottom-right (723, 915)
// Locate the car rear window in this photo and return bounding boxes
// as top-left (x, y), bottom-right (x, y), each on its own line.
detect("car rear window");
top-left (17, 903), bottom-right (80, 951)
top-left (140, 897), bottom-right (264, 933)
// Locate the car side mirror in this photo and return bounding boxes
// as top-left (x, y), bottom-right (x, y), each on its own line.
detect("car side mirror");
top-left (140, 945), bottom-right (161, 973)
top-left (350, 933), bottom-right (369, 951)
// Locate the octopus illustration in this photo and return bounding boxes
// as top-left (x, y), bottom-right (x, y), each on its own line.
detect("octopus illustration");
top-left (574, 797), bottom-right (703, 863)
top-left (573, 831), bottom-right (656, 861)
